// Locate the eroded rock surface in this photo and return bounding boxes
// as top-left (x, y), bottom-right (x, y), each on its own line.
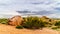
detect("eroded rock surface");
top-left (8, 15), bottom-right (24, 26)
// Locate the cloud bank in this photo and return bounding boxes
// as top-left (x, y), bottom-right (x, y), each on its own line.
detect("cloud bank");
top-left (0, 0), bottom-right (60, 18)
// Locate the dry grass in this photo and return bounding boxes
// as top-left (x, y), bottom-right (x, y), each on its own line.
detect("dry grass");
top-left (0, 24), bottom-right (59, 34)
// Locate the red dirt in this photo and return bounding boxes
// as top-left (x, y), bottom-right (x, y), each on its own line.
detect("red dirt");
top-left (0, 24), bottom-right (59, 34)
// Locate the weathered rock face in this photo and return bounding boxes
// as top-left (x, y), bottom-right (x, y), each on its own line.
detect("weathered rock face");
top-left (8, 15), bottom-right (24, 26)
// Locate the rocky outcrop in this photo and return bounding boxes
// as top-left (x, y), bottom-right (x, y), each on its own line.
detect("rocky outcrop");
top-left (8, 15), bottom-right (24, 26)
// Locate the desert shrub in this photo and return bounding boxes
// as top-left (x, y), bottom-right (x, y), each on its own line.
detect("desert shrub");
top-left (55, 21), bottom-right (60, 27)
top-left (16, 25), bottom-right (24, 29)
top-left (51, 26), bottom-right (60, 30)
top-left (0, 18), bottom-right (9, 24)
top-left (22, 22), bottom-right (32, 29)
top-left (52, 27), bottom-right (58, 30)
top-left (22, 16), bottom-right (46, 29)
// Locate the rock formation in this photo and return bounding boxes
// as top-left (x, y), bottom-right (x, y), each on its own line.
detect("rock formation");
top-left (8, 15), bottom-right (24, 26)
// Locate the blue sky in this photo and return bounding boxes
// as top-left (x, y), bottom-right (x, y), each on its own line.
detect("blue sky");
top-left (0, 0), bottom-right (60, 18)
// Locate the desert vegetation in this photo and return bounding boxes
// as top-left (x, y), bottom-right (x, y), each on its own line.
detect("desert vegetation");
top-left (0, 16), bottom-right (60, 30)
top-left (0, 18), bottom-right (8, 24)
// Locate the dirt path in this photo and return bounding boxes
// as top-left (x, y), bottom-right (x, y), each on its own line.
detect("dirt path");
top-left (0, 24), bottom-right (59, 34)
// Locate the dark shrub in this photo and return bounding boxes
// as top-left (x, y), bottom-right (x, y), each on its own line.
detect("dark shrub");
top-left (55, 21), bottom-right (60, 27)
top-left (16, 25), bottom-right (23, 29)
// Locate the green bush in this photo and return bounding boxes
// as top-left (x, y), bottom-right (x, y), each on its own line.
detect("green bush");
top-left (22, 22), bottom-right (32, 28)
top-left (16, 25), bottom-right (24, 29)
top-left (0, 18), bottom-right (9, 24)
top-left (22, 16), bottom-right (46, 29)
top-left (55, 21), bottom-right (60, 27)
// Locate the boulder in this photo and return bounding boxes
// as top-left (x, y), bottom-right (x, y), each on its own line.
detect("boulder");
top-left (8, 15), bottom-right (24, 26)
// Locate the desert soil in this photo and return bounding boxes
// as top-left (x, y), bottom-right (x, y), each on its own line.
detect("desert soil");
top-left (0, 24), bottom-right (59, 34)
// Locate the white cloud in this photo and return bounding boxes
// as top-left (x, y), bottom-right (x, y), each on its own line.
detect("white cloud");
top-left (0, 0), bottom-right (60, 18)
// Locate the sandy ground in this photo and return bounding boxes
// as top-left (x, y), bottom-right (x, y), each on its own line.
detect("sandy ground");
top-left (0, 24), bottom-right (59, 34)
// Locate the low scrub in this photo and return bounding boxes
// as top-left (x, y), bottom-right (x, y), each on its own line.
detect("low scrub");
top-left (16, 25), bottom-right (24, 29)
top-left (55, 21), bottom-right (60, 27)
top-left (0, 18), bottom-right (9, 24)
top-left (21, 16), bottom-right (46, 29)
